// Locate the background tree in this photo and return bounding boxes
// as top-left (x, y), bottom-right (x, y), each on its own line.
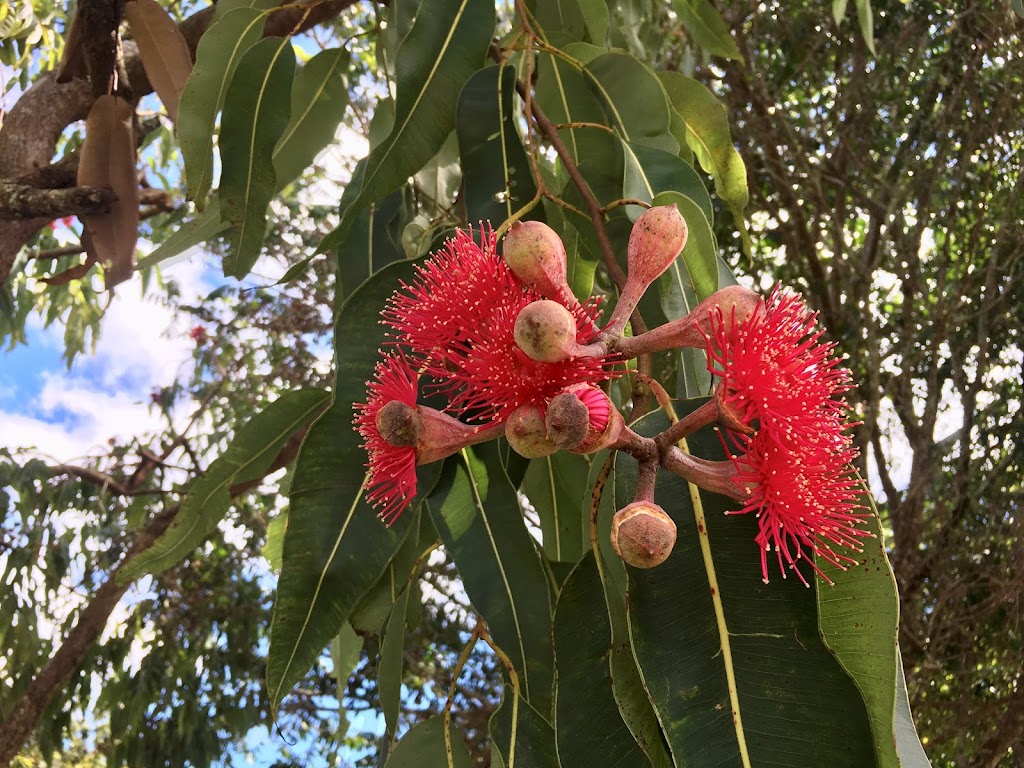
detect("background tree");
top-left (0, 0), bottom-right (1019, 766)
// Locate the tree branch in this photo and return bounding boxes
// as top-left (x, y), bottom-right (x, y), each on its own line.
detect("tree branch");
top-left (0, 182), bottom-right (115, 220)
top-left (0, 426), bottom-right (310, 767)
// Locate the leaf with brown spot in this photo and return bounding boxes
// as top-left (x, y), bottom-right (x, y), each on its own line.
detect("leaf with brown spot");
top-left (78, 95), bottom-right (139, 289)
top-left (124, 0), bottom-right (194, 121)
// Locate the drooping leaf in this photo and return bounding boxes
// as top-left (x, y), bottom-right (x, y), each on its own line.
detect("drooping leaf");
top-left (521, 452), bottom-right (590, 564)
top-left (457, 65), bottom-right (538, 225)
top-left (591, 455), bottom-right (674, 768)
top-left (832, 0), bottom-right (850, 25)
top-left (137, 200), bottom-right (229, 270)
top-left (657, 71), bottom-right (749, 216)
top-left (428, 445), bottom-right (554, 715)
top-left (266, 261), bottom-right (419, 712)
top-left (855, 0), bottom-right (876, 55)
top-left (350, 510), bottom-right (437, 633)
top-left (384, 715), bottom-right (474, 768)
top-left (118, 388), bottom-right (328, 583)
top-left (336, 187), bottom-right (407, 299)
top-left (262, 512), bottom-right (287, 571)
top-left (554, 553), bottom-right (652, 767)
top-left (671, 0), bottom-right (741, 60)
top-left (330, 622), bottom-right (364, 741)
top-left (818, 496), bottom-right (930, 767)
top-left (273, 46), bottom-right (352, 187)
top-left (534, 0), bottom-right (586, 47)
top-left (318, 0), bottom-right (495, 253)
top-left (413, 132), bottom-right (462, 214)
top-left (379, 587), bottom-right (412, 740)
top-left (620, 139), bottom-right (713, 222)
top-left (124, 0), bottom-right (194, 121)
top-left (219, 36), bottom-right (296, 278)
top-left (584, 53), bottom-right (675, 152)
top-left (622, 405), bottom-right (879, 767)
top-left (178, 6), bottom-right (266, 208)
top-left (489, 685), bottom-right (559, 768)
top-left (78, 95), bottom-right (138, 289)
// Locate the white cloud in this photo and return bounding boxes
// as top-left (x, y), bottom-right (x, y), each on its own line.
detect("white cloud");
top-left (1, 256), bottom-right (211, 462)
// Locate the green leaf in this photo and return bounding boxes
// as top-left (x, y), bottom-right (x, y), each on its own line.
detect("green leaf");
top-left (590, 455), bottom-right (673, 768)
top-left (818, 497), bottom-right (930, 767)
top-left (671, 0), bottom-right (741, 60)
top-left (318, 0), bottom-right (495, 253)
top-left (262, 512), bottom-right (287, 571)
top-left (137, 200), bottom-right (229, 269)
top-left (855, 0), bottom-right (876, 55)
top-left (219, 36), bottom-right (296, 278)
top-left (330, 622), bottom-right (363, 740)
top-left (428, 445), bottom-right (554, 714)
top-left (622, 405), bottom-right (878, 767)
top-left (178, 7), bottom-right (266, 208)
top-left (384, 715), bottom-right (473, 768)
top-left (657, 71), bottom-right (749, 215)
top-left (534, 0), bottom-right (586, 47)
top-left (620, 139), bottom-right (713, 222)
top-left (577, 0), bottom-right (609, 45)
top-left (651, 190), bottom-right (717, 302)
top-left (554, 553), bottom-right (652, 766)
top-left (521, 453), bottom-right (590, 564)
top-left (336, 189), bottom-right (407, 299)
top-left (832, 0), bottom-right (849, 25)
top-left (212, 0), bottom-right (279, 22)
top-left (413, 132), bottom-right (462, 212)
top-left (117, 388), bottom-right (328, 583)
top-left (489, 687), bottom-right (559, 768)
top-left (380, 587), bottom-right (412, 739)
top-left (266, 261), bottom-right (420, 712)
top-left (584, 53), bottom-right (675, 152)
top-left (457, 65), bottom-right (538, 225)
top-left (273, 46), bottom-right (351, 187)
top-left (351, 510), bottom-right (436, 633)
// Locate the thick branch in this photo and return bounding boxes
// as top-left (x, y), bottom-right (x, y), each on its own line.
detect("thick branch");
top-left (0, 182), bottom-right (114, 220)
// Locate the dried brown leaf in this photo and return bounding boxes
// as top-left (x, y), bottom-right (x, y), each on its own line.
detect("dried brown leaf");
top-left (124, 0), bottom-right (194, 121)
top-left (56, 10), bottom-right (88, 83)
top-left (78, 95), bottom-right (139, 289)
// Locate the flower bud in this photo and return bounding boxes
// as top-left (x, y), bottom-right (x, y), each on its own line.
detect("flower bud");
top-left (627, 205), bottom-right (687, 287)
top-left (502, 221), bottom-right (577, 307)
top-left (610, 501), bottom-right (677, 569)
top-left (514, 300), bottom-right (578, 363)
top-left (546, 384), bottom-right (623, 454)
top-left (377, 400), bottom-right (505, 465)
top-left (505, 404), bottom-right (559, 458)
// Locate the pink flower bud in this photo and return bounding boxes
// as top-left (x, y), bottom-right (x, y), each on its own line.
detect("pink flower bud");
top-left (505, 404), bottom-right (559, 458)
top-left (514, 300), bottom-right (578, 363)
top-left (627, 204), bottom-right (688, 286)
top-left (610, 501), bottom-right (677, 569)
top-left (605, 205), bottom-right (688, 338)
top-left (502, 221), bottom-right (578, 307)
top-left (546, 384), bottom-right (623, 454)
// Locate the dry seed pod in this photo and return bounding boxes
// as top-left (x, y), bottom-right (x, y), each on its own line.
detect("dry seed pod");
top-left (124, 0), bottom-right (194, 121)
top-left (78, 95), bottom-right (139, 289)
top-left (611, 501), bottom-right (677, 569)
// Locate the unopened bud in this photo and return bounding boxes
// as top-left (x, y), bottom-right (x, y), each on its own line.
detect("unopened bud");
top-left (505, 405), bottom-right (559, 458)
top-left (502, 222), bottom-right (577, 307)
top-left (547, 384), bottom-right (623, 454)
top-left (514, 300), bottom-right (577, 363)
top-left (378, 400), bottom-right (505, 464)
top-left (605, 205), bottom-right (688, 338)
top-left (610, 501), bottom-right (676, 569)
top-left (627, 205), bottom-right (688, 285)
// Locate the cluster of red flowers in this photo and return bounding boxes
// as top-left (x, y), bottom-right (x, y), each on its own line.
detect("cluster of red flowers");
top-left (707, 288), bottom-right (871, 584)
top-left (355, 228), bottom-right (614, 522)
top-left (355, 212), bottom-right (870, 585)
